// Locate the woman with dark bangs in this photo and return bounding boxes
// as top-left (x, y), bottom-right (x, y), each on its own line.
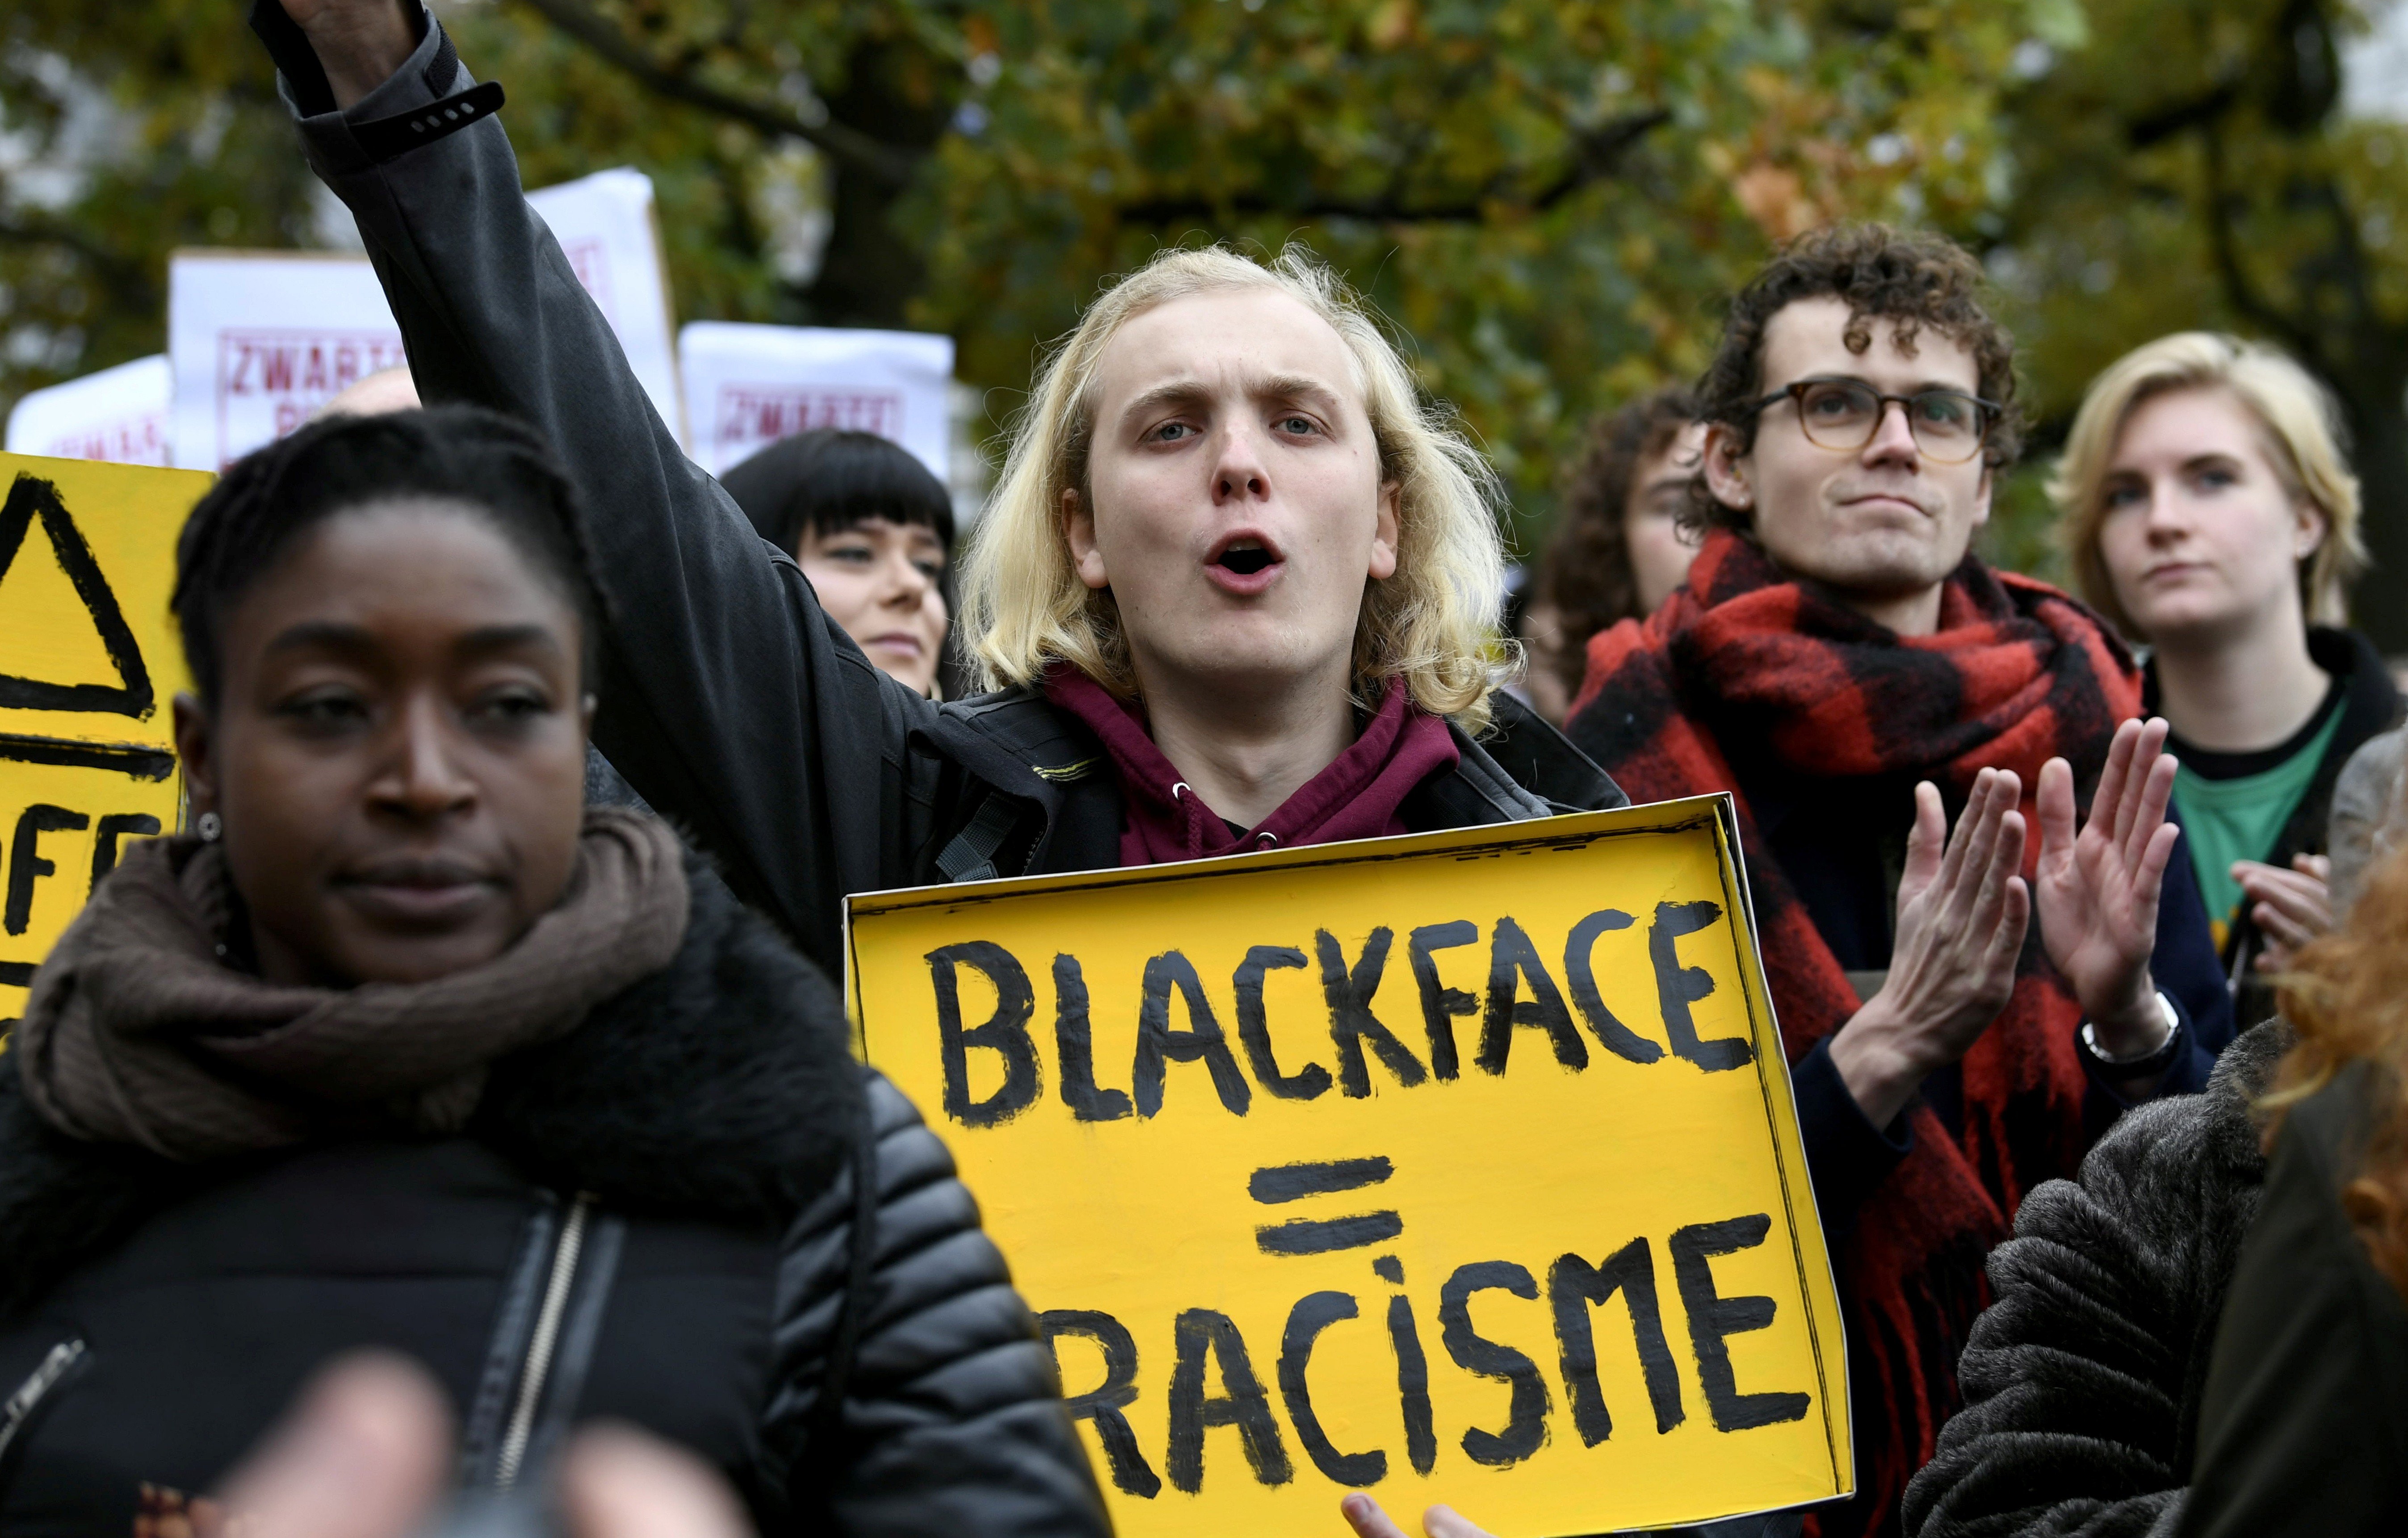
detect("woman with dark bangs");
top-left (722, 430), bottom-right (955, 700)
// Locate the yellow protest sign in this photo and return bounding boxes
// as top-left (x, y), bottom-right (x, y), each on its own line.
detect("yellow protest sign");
top-left (0, 452), bottom-right (207, 1031)
top-left (848, 795), bottom-right (1850, 1537)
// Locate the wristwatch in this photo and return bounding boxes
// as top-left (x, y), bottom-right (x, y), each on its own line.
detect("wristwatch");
top-left (2079, 991), bottom-right (2184, 1075)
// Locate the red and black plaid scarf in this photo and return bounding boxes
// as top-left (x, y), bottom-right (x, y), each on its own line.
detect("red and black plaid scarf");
top-left (1566, 530), bottom-right (2140, 1538)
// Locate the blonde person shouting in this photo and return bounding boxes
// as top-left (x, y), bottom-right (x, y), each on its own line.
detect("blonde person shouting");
top-left (245, 0), bottom-right (1625, 1003)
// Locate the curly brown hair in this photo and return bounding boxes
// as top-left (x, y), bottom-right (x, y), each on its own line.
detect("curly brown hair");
top-left (2267, 834), bottom-right (2408, 1301)
top-left (1536, 386), bottom-right (1699, 697)
top-left (1686, 222), bottom-right (2024, 536)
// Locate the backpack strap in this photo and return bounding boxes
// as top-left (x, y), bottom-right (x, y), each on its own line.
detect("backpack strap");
top-left (933, 791), bottom-right (1024, 884)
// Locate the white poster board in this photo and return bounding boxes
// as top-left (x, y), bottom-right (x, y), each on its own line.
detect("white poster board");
top-left (527, 167), bottom-right (685, 446)
top-left (678, 322), bottom-right (954, 482)
top-left (168, 169), bottom-right (679, 469)
top-left (5, 355), bottom-right (174, 465)
top-left (168, 251), bottom-right (405, 470)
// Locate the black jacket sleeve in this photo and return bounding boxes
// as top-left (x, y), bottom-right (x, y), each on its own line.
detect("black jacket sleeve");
top-left (257, 3), bottom-right (931, 972)
top-left (765, 1073), bottom-right (1112, 1538)
top-left (1789, 1037), bottom-right (1911, 1239)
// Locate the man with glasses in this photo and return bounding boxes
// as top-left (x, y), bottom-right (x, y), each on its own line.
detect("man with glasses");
top-left (1564, 225), bottom-right (2233, 1538)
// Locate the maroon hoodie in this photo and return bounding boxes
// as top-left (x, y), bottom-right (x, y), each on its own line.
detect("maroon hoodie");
top-left (1043, 665), bottom-right (1461, 866)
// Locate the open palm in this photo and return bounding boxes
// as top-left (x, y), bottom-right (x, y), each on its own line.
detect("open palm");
top-left (2035, 717), bottom-right (2178, 1025)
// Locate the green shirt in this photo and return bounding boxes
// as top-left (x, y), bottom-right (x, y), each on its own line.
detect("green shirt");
top-left (2176, 703), bottom-right (2346, 951)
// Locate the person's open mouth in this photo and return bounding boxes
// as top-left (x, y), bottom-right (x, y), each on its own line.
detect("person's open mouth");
top-left (1204, 531), bottom-right (1285, 595)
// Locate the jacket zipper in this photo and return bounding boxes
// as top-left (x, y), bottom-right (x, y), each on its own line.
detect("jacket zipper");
top-left (494, 1193), bottom-right (595, 1491)
top-left (0, 1338), bottom-right (88, 1480)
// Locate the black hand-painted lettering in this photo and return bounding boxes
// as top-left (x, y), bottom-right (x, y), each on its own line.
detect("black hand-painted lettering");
top-left (0, 738), bottom-right (173, 780)
top-left (0, 475), bottom-right (155, 719)
top-left (1233, 945), bottom-right (1332, 1100)
top-left (1478, 917), bottom-right (1587, 1074)
top-left (1439, 1260), bottom-right (1551, 1467)
top-left (5, 805), bottom-right (88, 936)
top-left (1256, 1211), bottom-right (1405, 1256)
top-left (1038, 1309), bottom-right (1162, 1497)
top-left (1166, 1308), bottom-right (1293, 1492)
top-left (1406, 920), bottom-right (1478, 1080)
top-left (1549, 1240), bottom-right (1685, 1445)
top-left (1649, 901), bottom-right (1752, 1072)
top-left (1563, 909), bottom-right (1665, 1064)
top-left (1134, 951), bottom-right (1252, 1117)
top-left (1249, 1157), bottom-right (1393, 1203)
top-left (1386, 1293), bottom-right (1437, 1475)
top-left (87, 813), bottom-right (160, 893)
top-left (1315, 929), bottom-right (1426, 1096)
top-left (925, 940), bottom-right (1040, 1127)
top-left (1372, 1256), bottom-right (1405, 1284)
top-left (1668, 1213), bottom-right (1812, 1431)
top-left (1053, 954), bottom-right (1132, 1121)
top-left (1280, 1291), bottom-right (1387, 1486)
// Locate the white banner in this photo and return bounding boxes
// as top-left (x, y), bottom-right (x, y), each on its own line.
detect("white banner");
top-left (167, 169), bottom-right (681, 469)
top-left (678, 322), bottom-right (954, 482)
top-left (527, 167), bottom-right (685, 447)
top-left (168, 251), bottom-right (405, 471)
top-left (5, 355), bottom-right (174, 466)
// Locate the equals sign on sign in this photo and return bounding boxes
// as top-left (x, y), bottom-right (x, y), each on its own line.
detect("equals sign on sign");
top-left (1250, 1156), bottom-right (1401, 1255)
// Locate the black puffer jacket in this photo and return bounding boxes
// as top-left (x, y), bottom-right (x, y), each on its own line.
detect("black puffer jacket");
top-left (1900, 1020), bottom-right (2291, 1538)
top-left (0, 855), bottom-right (1109, 1538)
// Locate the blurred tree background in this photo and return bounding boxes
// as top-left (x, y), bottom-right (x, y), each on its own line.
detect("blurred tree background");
top-left (5, 0), bottom-right (2408, 642)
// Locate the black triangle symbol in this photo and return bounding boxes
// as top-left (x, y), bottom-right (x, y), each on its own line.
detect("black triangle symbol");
top-left (0, 471), bottom-right (155, 720)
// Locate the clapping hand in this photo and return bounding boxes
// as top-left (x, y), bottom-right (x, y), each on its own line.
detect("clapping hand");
top-left (2035, 717), bottom-right (2179, 1060)
top-left (1829, 768), bottom-right (2031, 1128)
top-left (2233, 852), bottom-right (2333, 971)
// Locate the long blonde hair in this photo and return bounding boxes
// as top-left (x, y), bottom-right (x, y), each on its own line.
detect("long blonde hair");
top-left (956, 243), bottom-right (1512, 731)
top-left (2050, 332), bottom-right (2366, 634)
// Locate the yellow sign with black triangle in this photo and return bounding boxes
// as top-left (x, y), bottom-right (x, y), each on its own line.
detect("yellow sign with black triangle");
top-left (0, 452), bottom-right (209, 1034)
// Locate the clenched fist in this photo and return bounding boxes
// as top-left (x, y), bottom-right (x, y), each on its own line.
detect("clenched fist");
top-left (275, 0), bottom-right (420, 109)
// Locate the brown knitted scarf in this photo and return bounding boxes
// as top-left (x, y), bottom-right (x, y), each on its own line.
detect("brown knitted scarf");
top-left (16, 807), bottom-right (690, 1161)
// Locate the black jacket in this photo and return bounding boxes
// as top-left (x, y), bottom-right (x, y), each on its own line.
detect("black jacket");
top-left (2180, 1062), bottom-right (2408, 1538)
top-left (0, 855), bottom-right (1109, 1538)
top-left (246, 1), bottom-right (1625, 988)
top-left (2151, 624), bottom-right (2403, 1027)
top-left (1900, 1020), bottom-right (2290, 1538)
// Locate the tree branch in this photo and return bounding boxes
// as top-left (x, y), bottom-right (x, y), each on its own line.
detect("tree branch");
top-left (2196, 119), bottom-right (2325, 368)
top-left (1116, 108), bottom-right (1670, 226)
top-left (506, 0), bottom-right (923, 185)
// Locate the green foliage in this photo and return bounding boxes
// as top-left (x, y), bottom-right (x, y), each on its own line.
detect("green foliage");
top-left (1984, 0), bottom-right (2408, 639)
top-left (0, 1), bottom-right (320, 391)
top-left (915, 0), bottom-right (2054, 549)
top-left (28, 0), bottom-right (2391, 596)
top-left (0, 0), bottom-right (2055, 550)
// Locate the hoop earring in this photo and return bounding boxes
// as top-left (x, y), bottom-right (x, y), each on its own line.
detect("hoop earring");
top-left (197, 812), bottom-right (222, 842)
